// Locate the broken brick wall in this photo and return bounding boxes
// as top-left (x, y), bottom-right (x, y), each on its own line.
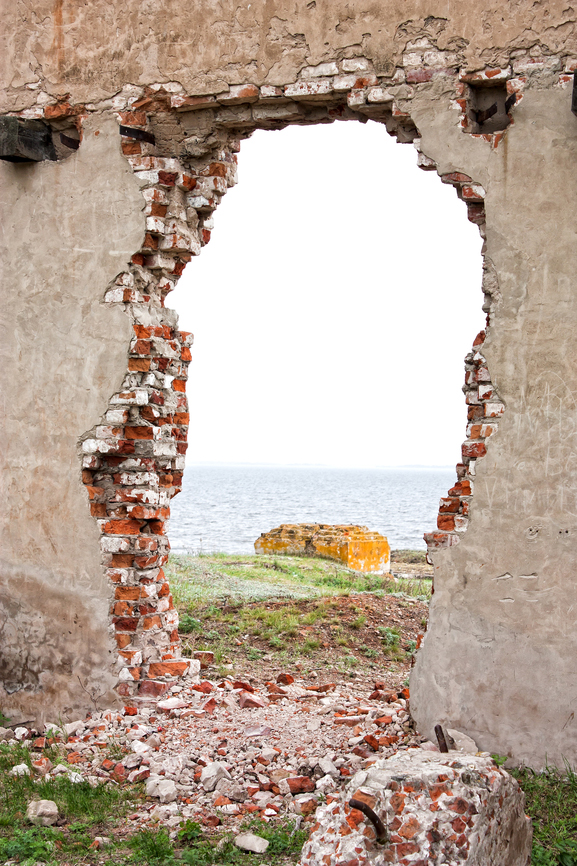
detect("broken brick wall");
top-left (2, 0), bottom-right (577, 767)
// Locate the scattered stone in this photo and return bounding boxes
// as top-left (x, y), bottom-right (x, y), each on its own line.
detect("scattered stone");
top-left (277, 673), bottom-right (295, 685)
top-left (146, 777), bottom-right (178, 803)
top-left (10, 763), bottom-right (31, 776)
top-left (200, 761), bottom-right (232, 792)
top-left (279, 776), bottom-right (316, 795)
top-left (447, 727), bottom-right (479, 753)
top-left (234, 833), bottom-right (270, 854)
top-left (239, 691), bottom-right (267, 709)
top-left (14, 726), bottom-right (29, 741)
top-left (293, 794), bottom-right (318, 816)
top-left (0, 727), bottom-right (15, 741)
top-left (92, 836), bottom-right (112, 849)
top-left (64, 720), bottom-right (85, 736)
top-left (194, 651), bottom-right (215, 669)
top-left (157, 697), bottom-right (189, 711)
top-left (26, 800), bottom-right (58, 826)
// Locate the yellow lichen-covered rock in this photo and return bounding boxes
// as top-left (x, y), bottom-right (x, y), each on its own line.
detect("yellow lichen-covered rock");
top-left (254, 524), bottom-right (390, 574)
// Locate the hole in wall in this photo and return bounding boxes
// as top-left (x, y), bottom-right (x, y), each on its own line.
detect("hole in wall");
top-left (466, 82), bottom-right (515, 134)
top-left (165, 119), bottom-right (485, 554)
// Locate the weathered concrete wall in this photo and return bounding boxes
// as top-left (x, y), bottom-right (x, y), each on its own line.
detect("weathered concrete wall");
top-left (0, 115), bottom-right (143, 723)
top-left (1, 0), bottom-right (575, 110)
top-left (2, 0), bottom-right (577, 766)
top-left (411, 85), bottom-right (577, 769)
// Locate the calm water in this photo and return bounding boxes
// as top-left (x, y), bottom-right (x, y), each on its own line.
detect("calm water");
top-left (168, 465), bottom-right (454, 554)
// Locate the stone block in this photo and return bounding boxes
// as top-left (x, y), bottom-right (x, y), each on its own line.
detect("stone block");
top-left (255, 524), bottom-right (390, 573)
top-left (299, 749), bottom-right (531, 865)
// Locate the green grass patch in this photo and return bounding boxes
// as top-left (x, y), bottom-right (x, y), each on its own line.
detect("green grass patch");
top-left (513, 765), bottom-right (577, 865)
top-left (127, 817), bottom-right (308, 866)
top-left (167, 553), bottom-right (415, 610)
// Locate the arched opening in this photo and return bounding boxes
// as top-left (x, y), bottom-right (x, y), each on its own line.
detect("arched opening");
top-left (166, 119), bottom-right (485, 556)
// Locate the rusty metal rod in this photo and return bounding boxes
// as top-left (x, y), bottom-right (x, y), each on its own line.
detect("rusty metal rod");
top-left (434, 724), bottom-right (449, 753)
top-left (348, 798), bottom-right (388, 844)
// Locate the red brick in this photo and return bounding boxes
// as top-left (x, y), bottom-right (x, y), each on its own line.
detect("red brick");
top-left (121, 139), bottom-right (142, 156)
top-left (138, 680), bottom-right (169, 698)
top-left (128, 358), bottom-right (151, 372)
top-left (286, 776), bottom-right (316, 794)
top-left (180, 175), bottom-right (197, 191)
top-left (114, 617), bottom-right (139, 632)
top-left (103, 519), bottom-right (142, 535)
top-left (133, 340), bottom-right (151, 355)
top-left (437, 513), bottom-right (456, 531)
top-left (439, 497), bottom-right (461, 513)
top-left (115, 587), bottom-right (141, 601)
top-left (119, 110), bottom-right (147, 126)
top-left (112, 601), bottom-right (135, 616)
top-left (462, 441), bottom-right (487, 459)
top-left (111, 554), bottom-right (134, 567)
top-left (149, 202), bottom-right (168, 217)
top-left (143, 615), bottom-right (162, 630)
top-left (158, 171), bottom-right (178, 186)
top-left (148, 661), bottom-right (188, 678)
top-left (406, 68), bottom-right (434, 83)
top-left (208, 162), bottom-right (227, 177)
top-left (134, 325), bottom-right (153, 338)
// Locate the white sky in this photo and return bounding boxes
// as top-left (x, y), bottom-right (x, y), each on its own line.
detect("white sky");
top-left (168, 119), bottom-right (485, 468)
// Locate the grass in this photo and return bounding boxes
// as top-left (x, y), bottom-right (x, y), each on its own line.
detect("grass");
top-left (512, 765), bottom-right (577, 865)
top-left (166, 553), bottom-right (416, 610)
top-left (126, 817), bottom-right (308, 865)
top-left (169, 551), bottom-right (429, 678)
top-left (0, 741), bottom-right (139, 864)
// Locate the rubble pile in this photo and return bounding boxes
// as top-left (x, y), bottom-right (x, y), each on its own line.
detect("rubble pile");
top-left (2, 669), bottom-right (416, 834)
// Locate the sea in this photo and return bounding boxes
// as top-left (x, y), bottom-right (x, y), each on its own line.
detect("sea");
top-left (167, 464), bottom-right (455, 555)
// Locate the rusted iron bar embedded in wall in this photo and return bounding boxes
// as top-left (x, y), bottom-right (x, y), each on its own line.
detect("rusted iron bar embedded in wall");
top-left (119, 125), bottom-right (156, 144)
top-left (348, 799), bottom-right (388, 844)
top-left (474, 102), bottom-right (498, 124)
top-left (435, 724), bottom-right (449, 753)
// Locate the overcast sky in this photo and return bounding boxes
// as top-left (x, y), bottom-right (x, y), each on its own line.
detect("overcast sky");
top-left (168, 119), bottom-right (484, 468)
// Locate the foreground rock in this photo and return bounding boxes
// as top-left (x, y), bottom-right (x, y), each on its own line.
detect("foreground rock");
top-left (255, 524), bottom-right (390, 573)
top-left (234, 832), bottom-right (270, 853)
top-left (300, 748), bottom-right (532, 865)
top-left (26, 800), bottom-right (58, 826)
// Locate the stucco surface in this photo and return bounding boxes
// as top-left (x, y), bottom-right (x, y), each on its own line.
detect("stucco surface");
top-left (0, 115), bottom-right (143, 723)
top-left (2, 0), bottom-right (577, 110)
top-left (411, 87), bottom-right (577, 768)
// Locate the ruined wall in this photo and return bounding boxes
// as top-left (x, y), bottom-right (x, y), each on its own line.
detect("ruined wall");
top-left (2, 0), bottom-right (577, 765)
top-left (0, 116), bottom-right (143, 721)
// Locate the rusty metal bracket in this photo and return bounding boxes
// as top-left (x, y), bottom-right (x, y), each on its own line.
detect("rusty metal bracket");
top-left (348, 798), bottom-right (388, 844)
top-left (434, 724), bottom-right (449, 753)
top-left (119, 124), bottom-right (156, 145)
top-left (505, 92), bottom-right (517, 114)
top-left (474, 102), bottom-right (498, 124)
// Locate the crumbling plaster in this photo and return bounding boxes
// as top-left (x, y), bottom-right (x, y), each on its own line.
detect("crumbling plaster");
top-left (2, 1), bottom-right (577, 110)
top-left (412, 86), bottom-right (577, 768)
top-left (0, 115), bottom-right (143, 723)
